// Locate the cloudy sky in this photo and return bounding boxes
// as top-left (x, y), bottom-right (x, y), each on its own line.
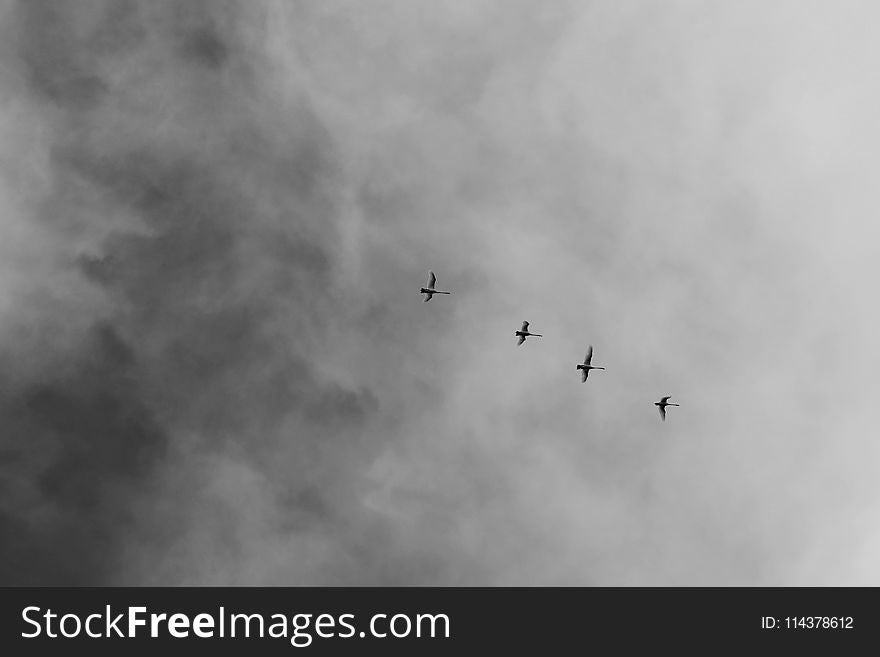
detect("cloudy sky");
top-left (0, 0), bottom-right (878, 585)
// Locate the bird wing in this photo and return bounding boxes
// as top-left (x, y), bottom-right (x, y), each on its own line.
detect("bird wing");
top-left (660, 396), bottom-right (671, 404)
top-left (581, 368), bottom-right (588, 383)
top-left (428, 271), bottom-right (436, 288)
top-left (423, 292), bottom-right (433, 302)
top-left (584, 345), bottom-right (593, 365)
top-left (517, 334), bottom-right (526, 346)
top-left (521, 321), bottom-right (529, 332)
top-left (659, 405), bottom-right (666, 421)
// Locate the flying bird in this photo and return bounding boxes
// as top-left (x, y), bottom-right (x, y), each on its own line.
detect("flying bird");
top-left (654, 396), bottom-right (679, 421)
top-left (576, 345), bottom-right (605, 382)
top-left (420, 271), bottom-right (451, 302)
top-left (515, 321), bottom-right (543, 346)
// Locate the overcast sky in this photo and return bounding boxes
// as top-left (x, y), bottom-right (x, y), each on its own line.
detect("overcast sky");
top-left (0, 0), bottom-right (878, 585)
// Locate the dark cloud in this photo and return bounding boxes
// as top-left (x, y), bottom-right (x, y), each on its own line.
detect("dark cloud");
top-left (0, 323), bottom-right (166, 584)
top-left (14, 0), bottom-right (110, 110)
top-left (179, 27), bottom-right (230, 70)
top-left (0, 0), bottom-right (385, 585)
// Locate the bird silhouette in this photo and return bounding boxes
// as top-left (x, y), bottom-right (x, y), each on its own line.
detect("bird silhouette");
top-left (420, 271), bottom-right (451, 302)
top-left (654, 396), bottom-right (679, 421)
top-left (515, 321), bottom-right (543, 346)
top-left (576, 345), bottom-right (605, 382)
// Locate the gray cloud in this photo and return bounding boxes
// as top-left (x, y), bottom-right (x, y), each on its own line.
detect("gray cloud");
top-left (0, 0), bottom-right (878, 585)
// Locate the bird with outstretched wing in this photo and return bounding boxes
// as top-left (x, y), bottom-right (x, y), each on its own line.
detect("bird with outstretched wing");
top-left (420, 271), bottom-right (451, 302)
top-left (654, 395), bottom-right (679, 421)
top-left (576, 345), bottom-right (605, 382)
top-left (515, 320), bottom-right (542, 345)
